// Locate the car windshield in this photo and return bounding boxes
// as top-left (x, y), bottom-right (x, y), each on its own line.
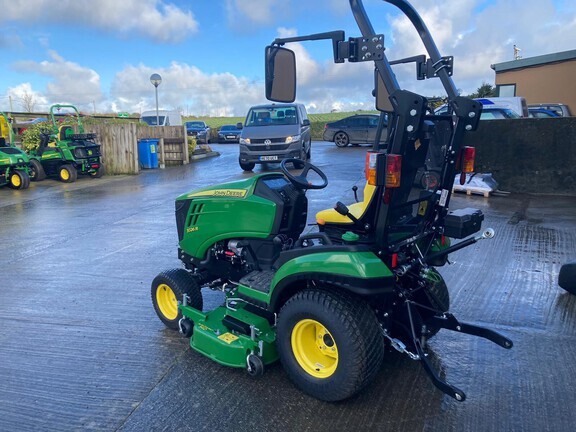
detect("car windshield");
top-left (186, 122), bottom-right (205, 128)
top-left (141, 116), bottom-right (166, 126)
top-left (245, 107), bottom-right (298, 126)
top-left (220, 125), bottom-right (236, 131)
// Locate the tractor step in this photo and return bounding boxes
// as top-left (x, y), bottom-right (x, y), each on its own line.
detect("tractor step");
top-left (240, 270), bottom-right (275, 293)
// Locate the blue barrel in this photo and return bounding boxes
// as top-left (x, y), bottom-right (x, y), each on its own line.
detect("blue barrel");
top-left (138, 139), bottom-right (159, 169)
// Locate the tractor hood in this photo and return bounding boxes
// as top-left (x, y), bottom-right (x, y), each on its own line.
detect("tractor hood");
top-left (177, 174), bottom-right (275, 201)
top-left (0, 146), bottom-right (30, 165)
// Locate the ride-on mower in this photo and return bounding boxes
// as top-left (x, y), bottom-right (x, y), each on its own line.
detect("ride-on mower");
top-left (27, 104), bottom-right (104, 183)
top-left (152, 0), bottom-right (512, 402)
top-left (0, 112), bottom-right (32, 190)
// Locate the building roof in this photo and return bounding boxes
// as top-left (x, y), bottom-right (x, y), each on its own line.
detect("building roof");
top-left (491, 49), bottom-right (576, 73)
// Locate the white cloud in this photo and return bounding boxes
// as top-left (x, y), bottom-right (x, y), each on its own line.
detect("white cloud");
top-left (12, 51), bottom-right (103, 109)
top-left (6, 83), bottom-right (48, 112)
top-left (1, 0), bottom-right (198, 43)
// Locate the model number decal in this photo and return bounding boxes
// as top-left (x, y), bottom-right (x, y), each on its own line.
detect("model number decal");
top-left (186, 226), bottom-right (199, 233)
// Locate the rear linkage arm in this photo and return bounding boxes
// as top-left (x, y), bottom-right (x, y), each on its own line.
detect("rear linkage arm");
top-left (404, 299), bottom-right (513, 402)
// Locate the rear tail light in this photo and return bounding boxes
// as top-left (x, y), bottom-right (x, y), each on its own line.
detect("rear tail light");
top-left (385, 154), bottom-right (402, 188)
top-left (365, 151), bottom-right (378, 186)
top-left (461, 146), bottom-right (475, 173)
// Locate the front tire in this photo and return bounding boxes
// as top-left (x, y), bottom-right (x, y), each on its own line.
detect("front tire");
top-left (334, 132), bottom-right (349, 147)
top-left (8, 170), bottom-right (30, 190)
top-left (59, 164), bottom-right (77, 183)
top-left (151, 269), bottom-right (203, 330)
top-left (239, 160), bottom-right (255, 171)
top-left (277, 289), bottom-right (384, 401)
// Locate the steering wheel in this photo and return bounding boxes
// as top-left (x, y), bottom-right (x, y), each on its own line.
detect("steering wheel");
top-left (280, 158), bottom-right (328, 190)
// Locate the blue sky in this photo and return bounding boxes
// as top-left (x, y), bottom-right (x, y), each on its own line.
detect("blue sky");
top-left (1, 0), bottom-right (574, 116)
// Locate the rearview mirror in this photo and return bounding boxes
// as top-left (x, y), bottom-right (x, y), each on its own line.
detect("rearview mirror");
top-left (265, 46), bottom-right (296, 103)
top-left (375, 69), bottom-right (393, 112)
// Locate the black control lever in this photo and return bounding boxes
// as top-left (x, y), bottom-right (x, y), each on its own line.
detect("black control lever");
top-left (352, 185), bottom-right (359, 202)
top-left (335, 201), bottom-right (360, 224)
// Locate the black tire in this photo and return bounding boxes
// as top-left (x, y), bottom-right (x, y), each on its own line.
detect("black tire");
top-left (29, 159), bottom-right (46, 181)
top-left (240, 160), bottom-right (255, 171)
top-left (91, 164), bottom-right (105, 178)
top-left (8, 170), bottom-right (30, 190)
top-left (334, 132), bottom-right (349, 147)
top-left (59, 164), bottom-right (77, 183)
top-left (559, 262), bottom-right (576, 294)
top-left (420, 171), bottom-right (440, 190)
top-left (151, 269), bottom-right (203, 330)
top-left (277, 289), bottom-right (384, 401)
top-left (422, 268), bottom-right (450, 339)
top-left (246, 354), bottom-right (265, 377)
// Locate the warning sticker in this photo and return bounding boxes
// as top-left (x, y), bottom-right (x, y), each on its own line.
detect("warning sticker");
top-left (218, 333), bottom-right (239, 344)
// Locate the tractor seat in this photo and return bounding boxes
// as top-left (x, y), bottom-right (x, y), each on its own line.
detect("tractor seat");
top-left (316, 183), bottom-right (376, 225)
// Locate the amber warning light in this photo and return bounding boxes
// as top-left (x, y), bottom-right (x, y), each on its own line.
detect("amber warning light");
top-left (365, 151), bottom-right (379, 186)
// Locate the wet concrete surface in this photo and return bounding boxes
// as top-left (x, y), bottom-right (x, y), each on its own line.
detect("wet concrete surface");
top-left (1, 141), bottom-right (576, 431)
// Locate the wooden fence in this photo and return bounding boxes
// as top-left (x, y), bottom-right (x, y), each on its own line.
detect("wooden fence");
top-left (84, 124), bottom-right (188, 174)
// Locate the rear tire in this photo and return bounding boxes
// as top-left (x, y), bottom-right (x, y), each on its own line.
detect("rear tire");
top-left (277, 289), bottom-right (384, 401)
top-left (59, 164), bottom-right (77, 183)
top-left (29, 159), bottom-right (46, 181)
top-left (240, 160), bottom-right (255, 171)
top-left (151, 269), bottom-right (203, 330)
top-left (334, 132), bottom-right (349, 147)
top-left (421, 268), bottom-right (450, 340)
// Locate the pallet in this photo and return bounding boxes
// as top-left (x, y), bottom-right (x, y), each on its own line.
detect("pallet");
top-left (452, 185), bottom-right (491, 197)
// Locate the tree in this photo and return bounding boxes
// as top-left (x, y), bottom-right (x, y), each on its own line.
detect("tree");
top-left (467, 82), bottom-right (496, 99)
top-left (19, 92), bottom-right (36, 112)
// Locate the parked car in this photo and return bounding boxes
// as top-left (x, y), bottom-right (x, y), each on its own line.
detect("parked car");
top-left (436, 103), bottom-right (522, 119)
top-left (186, 121), bottom-right (211, 143)
top-left (528, 103), bottom-right (572, 117)
top-left (528, 108), bottom-right (560, 118)
top-left (323, 114), bottom-right (387, 147)
top-left (217, 124), bottom-right (242, 143)
top-left (238, 103), bottom-right (311, 171)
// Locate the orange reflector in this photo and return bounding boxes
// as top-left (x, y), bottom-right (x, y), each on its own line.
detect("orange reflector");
top-left (462, 146), bottom-right (475, 173)
top-left (365, 151), bottom-right (378, 185)
top-left (385, 154), bottom-right (402, 188)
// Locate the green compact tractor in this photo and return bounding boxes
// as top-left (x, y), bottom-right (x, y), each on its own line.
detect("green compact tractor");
top-left (28, 104), bottom-right (104, 183)
top-left (0, 112), bottom-right (32, 190)
top-left (152, 0), bottom-right (512, 402)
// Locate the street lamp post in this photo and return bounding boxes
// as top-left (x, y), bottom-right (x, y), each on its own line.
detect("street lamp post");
top-left (149, 73), bottom-right (162, 126)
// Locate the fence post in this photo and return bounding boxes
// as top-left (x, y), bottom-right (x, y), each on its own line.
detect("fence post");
top-left (159, 137), bottom-right (166, 169)
top-left (182, 124), bottom-right (189, 164)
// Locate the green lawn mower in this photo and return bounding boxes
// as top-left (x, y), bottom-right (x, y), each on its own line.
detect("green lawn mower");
top-left (1, 112), bottom-right (32, 190)
top-left (27, 104), bottom-right (104, 183)
top-left (152, 0), bottom-right (512, 402)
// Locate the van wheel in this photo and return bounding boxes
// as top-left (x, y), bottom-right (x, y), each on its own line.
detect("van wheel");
top-left (240, 160), bottom-right (255, 171)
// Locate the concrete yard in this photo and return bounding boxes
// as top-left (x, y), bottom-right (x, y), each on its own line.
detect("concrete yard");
top-left (1, 141), bottom-right (575, 431)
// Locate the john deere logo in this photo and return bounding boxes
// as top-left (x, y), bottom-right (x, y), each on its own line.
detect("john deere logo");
top-left (264, 139), bottom-right (271, 149)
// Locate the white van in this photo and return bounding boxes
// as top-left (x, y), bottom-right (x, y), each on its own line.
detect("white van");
top-left (474, 97), bottom-right (529, 117)
top-left (140, 110), bottom-right (182, 126)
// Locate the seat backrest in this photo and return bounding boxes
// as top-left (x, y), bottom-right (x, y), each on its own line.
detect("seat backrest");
top-left (59, 125), bottom-right (73, 140)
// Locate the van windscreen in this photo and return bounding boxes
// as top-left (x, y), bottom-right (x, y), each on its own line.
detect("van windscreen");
top-left (246, 107), bottom-right (298, 126)
top-left (141, 116), bottom-right (166, 126)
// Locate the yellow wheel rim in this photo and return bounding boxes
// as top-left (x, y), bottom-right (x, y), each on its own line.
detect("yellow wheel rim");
top-left (11, 173), bottom-right (21, 188)
top-left (291, 319), bottom-right (338, 378)
top-left (156, 283), bottom-right (178, 320)
top-left (60, 168), bottom-right (70, 181)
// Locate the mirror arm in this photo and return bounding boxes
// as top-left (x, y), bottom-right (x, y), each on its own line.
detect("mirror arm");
top-left (274, 31), bottom-right (346, 63)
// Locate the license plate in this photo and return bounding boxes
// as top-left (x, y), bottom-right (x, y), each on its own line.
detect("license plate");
top-left (226, 135), bottom-right (235, 139)
top-left (260, 155), bottom-right (278, 161)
